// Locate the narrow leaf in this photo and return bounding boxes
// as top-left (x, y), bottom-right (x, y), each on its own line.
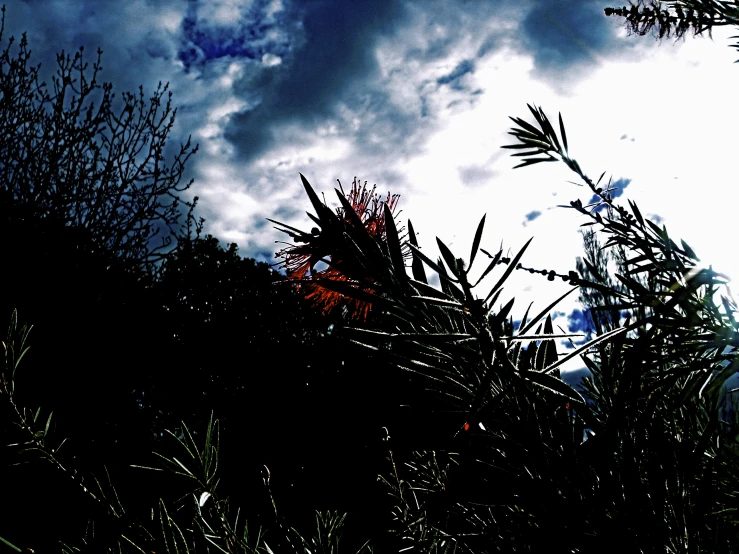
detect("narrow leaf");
top-left (469, 214), bottom-right (486, 273)
top-left (519, 286), bottom-right (579, 336)
top-left (407, 219), bottom-right (428, 284)
top-left (300, 174), bottom-right (330, 220)
top-left (525, 371), bottom-right (585, 404)
top-left (540, 327), bottom-right (627, 375)
top-left (558, 112), bottom-right (568, 153)
top-left (384, 203), bottom-right (407, 282)
top-left (409, 243), bottom-right (458, 283)
top-left (486, 238), bottom-right (533, 301)
top-left (681, 239), bottom-right (699, 261)
top-left (473, 248), bottom-right (503, 287)
top-left (436, 237), bottom-right (461, 279)
top-left (410, 296), bottom-right (465, 309)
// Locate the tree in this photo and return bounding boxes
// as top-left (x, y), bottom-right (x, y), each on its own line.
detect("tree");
top-left (605, 0), bottom-right (739, 59)
top-left (0, 5), bottom-right (199, 273)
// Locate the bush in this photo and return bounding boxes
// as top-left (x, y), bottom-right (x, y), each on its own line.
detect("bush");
top-left (4, 3), bottom-right (739, 552)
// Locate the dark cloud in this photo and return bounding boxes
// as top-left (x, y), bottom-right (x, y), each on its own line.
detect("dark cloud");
top-left (437, 59), bottom-right (474, 89)
top-left (518, 0), bottom-right (631, 79)
top-left (224, 0), bottom-right (408, 164)
top-left (568, 308), bottom-right (595, 335)
top-left (177, 0), bottom-right (292, 70)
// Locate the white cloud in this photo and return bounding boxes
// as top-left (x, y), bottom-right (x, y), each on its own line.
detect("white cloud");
top-left (195, 0), bottom-right (253, 27)
top-left (261, 53), bottom-right (282, 66)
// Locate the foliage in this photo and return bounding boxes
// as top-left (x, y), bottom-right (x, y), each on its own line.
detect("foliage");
top-left (0, 5), bottom-right (199, 273)
top-left (605, 0), bottom-right (739, 59)
top-left (5, 3), bottom-right (739, 553)
top-left (268, 101), bottom-right (739, 550)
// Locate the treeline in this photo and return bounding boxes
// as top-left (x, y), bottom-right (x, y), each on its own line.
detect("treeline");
top-left (0, 10), bottom-right (397, 550)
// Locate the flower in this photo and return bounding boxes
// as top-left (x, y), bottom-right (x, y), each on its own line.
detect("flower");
top-left (338, 178), bottom-right (400, 239)
top-left (274, 177), bottom-right (402, 320)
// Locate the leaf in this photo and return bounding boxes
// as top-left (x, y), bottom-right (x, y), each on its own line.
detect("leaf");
top-left (407, 219), bottom-right (428, 284)
top-left (436, 237), bottom-right (461, 279)
top-left (700, 360), bottom-right (739, 402)
top-left (582, 258), bottom-right (606, 284)
top-left (437, 256), bottom-right (466, 301)
top-left (408, 278), bottom-right (450, 299)
top-left (384, 203), bottom-right (407, 282)
top-left (531, 104), bottom-right (561, 152)
top-left (628, 199), bottom-right (644, 228)
top-left (508, 115), bottom-right (543, 137)
top-left (44, 411), bottom-right (53, 440)
top-left (469, 214), bottom-right (486, 273)
top-left (490, 297), bottom-right (515, 329)
top-left (410, 296), bottom-right (465, 310)
top-left (559, 112), bottom-right (568, 153)
top-left (508, 333), bottom-right (584, 341)
top-left (0, 535), bottom-right (21, 553)
top-left (171, 457), bottom-right (196, 479)
top-left (645, 217), bottom-right (665, 237)
top-left (512, 157), bottom-right (558, 169)
top-left (473, 248), bottom-right (502, 287)
top-left (524, 371), bottom-right (585, 404)
top-left (409, 243), bottom-right (458, 283)
top-left (519, 286), bottom-right (579, 336)
top-left (681, 239), bottom-right (699, 261)
top-left (540, 327), bottom-right (627, 375)
top-left (265, 218), bottom-right (310, 237)
top-left (485, 238), bottom-right (533, 303)
top-left (615, 273), bottom-right (651, 296)
top-left (534, 314), bottom-right (558, 371)
top-left (159, 500), bottom-right (188, 554)
top-left (300, 174), bottom-right (331, 221)
top-left (343, 327), bottom-right (473, 344)
top-left (518, 301), bottom-right (534, 333)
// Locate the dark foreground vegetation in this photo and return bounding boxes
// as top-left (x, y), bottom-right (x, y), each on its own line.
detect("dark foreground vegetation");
top-left (3, 2), bottom-right (739, 552)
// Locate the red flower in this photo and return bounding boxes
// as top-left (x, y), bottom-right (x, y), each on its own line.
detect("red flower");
top-left (275, 177), bottom-right (401, 320)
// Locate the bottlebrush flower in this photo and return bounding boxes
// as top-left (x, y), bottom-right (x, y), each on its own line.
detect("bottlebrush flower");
top-left (272, 176), bottom-right (403, 320)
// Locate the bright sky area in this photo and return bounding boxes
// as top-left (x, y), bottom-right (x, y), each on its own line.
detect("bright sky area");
top-left (8, 0), bottom-right (739, 370)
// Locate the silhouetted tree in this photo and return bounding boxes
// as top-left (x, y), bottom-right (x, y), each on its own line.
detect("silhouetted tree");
top-left (606, 0), bottom-right (739, 59)
top-left (0, 5), bottom-right (198, 273)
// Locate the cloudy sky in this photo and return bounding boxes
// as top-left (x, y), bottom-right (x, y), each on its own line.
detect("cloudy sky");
top-left (7, 0), bottom-right (739, 360)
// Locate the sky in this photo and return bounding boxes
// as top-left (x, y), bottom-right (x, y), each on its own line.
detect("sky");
top-left (7, 0), bottom-right (739, 371)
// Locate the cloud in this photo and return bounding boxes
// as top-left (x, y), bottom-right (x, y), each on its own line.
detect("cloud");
top-left (437, 59), bottom-right (475, 90)
top-left (588, 177), bottom-right (631, 212)
top-left (3, 0), bottom-right (666, 263)
top-left (223, 0), bottom-right (408, 164)
top-left (522, 210), bottom-right (542, 226)
top-left (459, 165), bottom-right (496, 187)
top-left (518, 0), bottom-right (621, 77)
top-left (567, 308), bottom-right (595, 335)
top-left (561, 366), bottom-right (593, 393)
top-left (177, 0), bottom-right (291, 70)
